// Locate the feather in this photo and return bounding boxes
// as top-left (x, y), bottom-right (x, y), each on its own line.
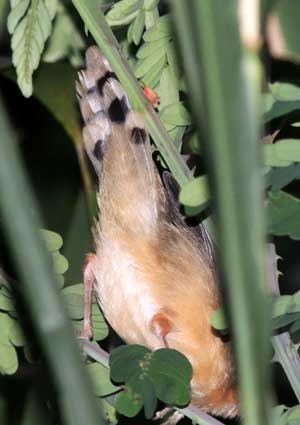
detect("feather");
top-left (77, 46), bottom-right (165, 231)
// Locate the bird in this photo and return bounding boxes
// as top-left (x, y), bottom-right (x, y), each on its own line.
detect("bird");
top-left (76, 45), bottom-right (238, 419)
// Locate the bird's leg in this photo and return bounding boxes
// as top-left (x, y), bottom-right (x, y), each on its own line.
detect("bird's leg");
top-left (79, 253), bottom-right (98, 340)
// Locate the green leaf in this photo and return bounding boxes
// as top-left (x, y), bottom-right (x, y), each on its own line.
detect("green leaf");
top-left (52, 252), bottom-right (69, 275)
top-left (168, 126), bottom-right (185, 151)
top-left (289, 319), bottom-right (300, 334)
top-left (158, 65), bottom-right (179, 109)
top-left (262, 83), bottom-right (300, 122)
top-left (272, 313), bottom-right (300, 330)
top-left (267, 191), bottom-right (300, 239)
top-left (136, 37), bottom-right (170, 59)
top-left (55, 275), bottom-right (64, 289)
top-left (149, 348), bottom-right (192, 406)
top-left (131, 9), bottom-right (145, 45)
top-left (62, 283), bottom-right (84, 297)
top-left (262, 92), bottom-right (275, 116)
top-left (90, 305), bottom-right (109, 341)
top-left (115, 378), bottom-right (143, 417)
top-left (0, 313), bottom-right (18, 374)
top-left (0, 284), bottom-right (12, 298)
top-left (44, 0), bottom-right (56, 19)
top-left (62, 293), bottom-right (84, 319)
top-left (72, 302), bottom-right (108, 341)
top-left (266, 164), bottom-right (300, 191)
top-left (160, 102), bottom-right (191, 126)
top-left (270, 82), bottom-right (300, 102)
top-left (106, 0), bottom-right (141, 26)
top-left (110, 345), bottom-right (192, 418)
top-left (272, 295), bottom-right (294, 318)
top-left (86, 362), bottom-right (119, 396)
top-left (0, 292), bottom-right (15, 312)
top-left (183, 203), bottom-right (210, 217)
top-left (144, 8), bottom-right (159, 29)
top-left (40, 229), bottom-right (63, 252)
top-left (143, 15), bottom-right (171, 42)
top-left (0, 313), bottom-right (13, 343)
top-left (43, 2), bottom-right (85, 66)
top-left (134, 47), bottom-right (167, 78)
top-left (110, 345), bottom-right (150, 382)
top-left (140, 377), bottom-right (157, 419)
top-left (286, 405), bottom-right (300, 422)
top-left (166, 41), bottom-right (181, 79)
top-left (0, 342), bottom-right (18, 375)
top-left (179, 176), bottom-right (210, 207)
top-left (127, 19), bottom-right (134, 44)
top-left (271, 291), bottom-right (300, 329)
top-left (142, 56), bottom-right (166, 88)
top-left (7, 0), bottom-right (30, 33)
top-left (264, 140), bottom-right (300, 167)
top-left (117, 373), bottom-right (156, 419)
top-left (211, 308), bottom-right (228, 332)
top-left (189, 132), bottom-right (202, 155)
top-left (8, 0), bottom-right (57, 97)
top-left (144, 0), bottom-right (159, 10)
top-left (272, 404), bottom-right (287, 425)
top-left (264, 100), bottom-right (300, 123)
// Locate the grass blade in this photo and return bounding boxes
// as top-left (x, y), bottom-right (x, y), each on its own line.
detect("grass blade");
top-left (171, 2), bottom-right (272, 424)
top-left (0, 95), bottom-right (103, 425)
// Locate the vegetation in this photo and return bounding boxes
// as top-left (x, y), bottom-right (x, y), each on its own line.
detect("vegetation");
top-left (1, 1), bottom-right (300, 424)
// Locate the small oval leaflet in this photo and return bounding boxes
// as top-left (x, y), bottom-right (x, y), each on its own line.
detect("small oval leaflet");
top-left (40, 229), bottom-right (63, 252)
top-left (179, 176), bottom-right (210, 208)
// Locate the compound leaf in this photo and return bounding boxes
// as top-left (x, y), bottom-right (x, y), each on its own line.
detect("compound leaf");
top-left (8, 0), bottom-right (57, 97)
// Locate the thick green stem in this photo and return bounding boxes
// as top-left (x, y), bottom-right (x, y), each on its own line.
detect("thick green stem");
top-left (171, 2), bottom-right (272, 424)
top-left (0, 96), bottom-right (103, 425)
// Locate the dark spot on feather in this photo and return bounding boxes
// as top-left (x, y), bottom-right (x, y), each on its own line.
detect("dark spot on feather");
top-left (131, 127), bottom-right (147, 144)
top-left (97, 71), bottom-right (118, 95)
top-left (93, 140), bottom-right (104, 161)
top-left (87, 85), bottom-right (97, 95)
top-left (108, 96), bottom-right (128, 123)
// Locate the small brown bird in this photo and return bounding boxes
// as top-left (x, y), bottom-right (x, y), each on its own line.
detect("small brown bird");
top-left (76, 46), bottom-right (238, 418)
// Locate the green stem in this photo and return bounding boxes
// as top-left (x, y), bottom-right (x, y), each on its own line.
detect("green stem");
top-left (0, 97), bottom-right (103, 425)
top-left (171, 2), bottom-right (271, 424)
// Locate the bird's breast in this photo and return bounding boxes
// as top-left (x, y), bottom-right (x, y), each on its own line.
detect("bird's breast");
top-left (93, 238), bottom-right (163, 350)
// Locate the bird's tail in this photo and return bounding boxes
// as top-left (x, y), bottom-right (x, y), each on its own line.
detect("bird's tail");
top-left (76, 46), bottom-right (165, 233)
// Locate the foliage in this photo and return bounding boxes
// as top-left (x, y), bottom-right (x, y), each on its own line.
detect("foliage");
top-left (2, 0), bottom-right (300, 425)
top-left (110, 344), bottom-right (192, 418)
top-left (0, 230), bottom-right (109, 372)
top-left (7, 0), bottom-right (57, 97)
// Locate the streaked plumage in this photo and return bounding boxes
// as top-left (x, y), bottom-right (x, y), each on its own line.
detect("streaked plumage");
top-left (76, 46), bottom-right (238, 418)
